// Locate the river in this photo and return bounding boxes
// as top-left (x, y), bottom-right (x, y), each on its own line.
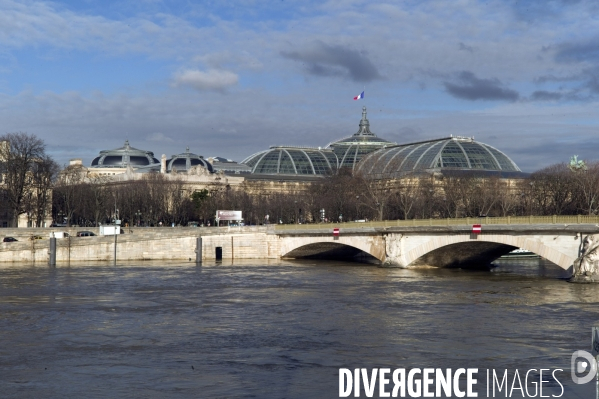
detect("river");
top-left (1, 259), bottom-right (598, 398)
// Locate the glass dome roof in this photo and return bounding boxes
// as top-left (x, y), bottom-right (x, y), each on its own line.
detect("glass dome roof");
top-left (326, 106), bottom-right (395, 170)
top-left (91, 140), bottom-right (158, 168)
top-left (241, 146), bottom-right (338, 176)
top-left (168, 147), bottom-right (213, 173)
top-left (356, 137), bottom-right (521, 178)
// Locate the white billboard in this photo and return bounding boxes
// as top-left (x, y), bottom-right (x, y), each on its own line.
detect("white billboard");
top-left (216, 210), bottom-right (243, 221)
top-left (99, 226), bottom-right (121, 235)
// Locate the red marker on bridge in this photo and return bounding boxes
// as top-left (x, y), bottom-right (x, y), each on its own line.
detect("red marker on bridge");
top-left (472, 224), bottom-right (482, 234)
top-left (333, 228), bottom-right (340, 237)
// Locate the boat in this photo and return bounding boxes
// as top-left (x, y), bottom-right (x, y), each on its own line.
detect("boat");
top-left (501, 248), bottom-right (538, 258)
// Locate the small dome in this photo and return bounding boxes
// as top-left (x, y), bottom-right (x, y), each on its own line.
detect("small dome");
top-left (167, 147), bottom-right (213, 173)
top-left (90, 140), bottom-right (158, 168)
top-left (326, 106), bottom-right (395, 170)
top-left (356, 136), bottom-right (522, 178)
top-left (242, 146), bottom-right (338, 175)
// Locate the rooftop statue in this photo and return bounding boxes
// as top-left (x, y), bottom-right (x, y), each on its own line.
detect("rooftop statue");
top-left (569, 155), bottom-right (587, 172)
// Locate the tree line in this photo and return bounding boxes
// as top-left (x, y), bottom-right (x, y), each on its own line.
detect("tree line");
top-left (50, 162), bottom-right (599, 227)
top-left (2, 133), bottom-right (599, 227)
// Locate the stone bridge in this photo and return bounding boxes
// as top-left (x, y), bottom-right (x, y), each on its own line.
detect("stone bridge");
top-left (2, 223), bottom-right (598, 275)
top-left (275, 224), bottom-right (599, 271)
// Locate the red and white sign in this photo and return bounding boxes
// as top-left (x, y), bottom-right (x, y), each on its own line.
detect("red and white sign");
top-left (333, 228), bottom-right (340, 236)
top-left (472, 224), bottom-right (482, 234)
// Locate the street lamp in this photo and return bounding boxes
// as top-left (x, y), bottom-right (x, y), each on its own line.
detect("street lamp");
top-left (355, 195), bottom-right (360, 221)
top-left (528, 182), bottom-right (534, 216)
top-left (135, 210), bottom-right (142, 227)
top-left (429, 188), bottom-right (433, 218)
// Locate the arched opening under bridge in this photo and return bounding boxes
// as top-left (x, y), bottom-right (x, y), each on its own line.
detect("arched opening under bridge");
top-left (409, 241), bottom-right (518, 269)
top-left (404, 235), bottom-right (574, 271)
top-left (282, 242), bottom-right (380, 263)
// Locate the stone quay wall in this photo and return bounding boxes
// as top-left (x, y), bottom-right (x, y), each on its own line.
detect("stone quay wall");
top-left (0, 226), bottom-right (279, 264)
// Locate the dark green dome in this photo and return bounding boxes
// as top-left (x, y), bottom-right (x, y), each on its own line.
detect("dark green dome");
top-left (356, 136), bottom-right (522, 178)
top-left (167, 147), bottom-right (213, 173)
top-left (242, 146), bottom-right (338, 175)
top-left (91, 140), bottom-right (158, 168)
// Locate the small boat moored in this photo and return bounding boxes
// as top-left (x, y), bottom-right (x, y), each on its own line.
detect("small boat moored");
top-left (501, 248), bottom-right (538, 258)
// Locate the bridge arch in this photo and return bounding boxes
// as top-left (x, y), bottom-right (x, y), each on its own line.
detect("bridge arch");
top-left (403, 234), bottom-right (576, 270)
top-left (279, 235), bottom-right (386, 261)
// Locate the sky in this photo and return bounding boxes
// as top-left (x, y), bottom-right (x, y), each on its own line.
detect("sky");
top-left (1, 0), bottom-right (599, 172)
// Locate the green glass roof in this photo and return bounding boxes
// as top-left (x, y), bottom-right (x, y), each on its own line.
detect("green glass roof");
top-left (356, 137), bottom-right (521, 178)
top-left (242, 147), bottom-right (338, 176)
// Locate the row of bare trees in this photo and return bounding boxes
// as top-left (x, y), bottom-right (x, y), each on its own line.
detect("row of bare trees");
top-left (52, 167), bottom-right (197, 227)
top-left (49, 162), bottom-right (599, 228)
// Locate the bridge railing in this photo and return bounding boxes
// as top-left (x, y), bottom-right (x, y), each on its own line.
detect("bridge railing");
top-left (273, 215), bottom-right (599, 231)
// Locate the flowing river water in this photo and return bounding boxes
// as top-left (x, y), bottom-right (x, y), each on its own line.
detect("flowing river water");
top-left (1, 258), bottom-right (598, 398)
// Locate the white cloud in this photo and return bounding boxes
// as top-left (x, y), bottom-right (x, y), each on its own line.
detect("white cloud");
top-left (193, 51), bottom-right (264, 71)
top-left (172, 69), bottom-right (239, 92)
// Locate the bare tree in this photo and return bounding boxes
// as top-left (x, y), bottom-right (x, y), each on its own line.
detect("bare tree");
top-left (86, 175), bottom-right (111, 226)
top-left (571, 161), bottom-right (599, 215)
top-left (394, 175), bottom-right (420, 220)
top-left (439, 173), bottom-right (464, 218)
top-left (27, 155), bottom-right (59, 227)
top-left (529, 163), bottom-right (575, 215)
top-left (472, 175), bottom-right (500, 217)
top-left (496, 179), bottom-right (520, 216)
top-left (53, 163), bottom-right (86, 226)
top-left (0, 133), bottom-right (47, 227)
top-left (353, 172), bottom-right (396, 221)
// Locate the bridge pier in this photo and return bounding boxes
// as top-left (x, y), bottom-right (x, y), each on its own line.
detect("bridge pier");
top-left (569, 233), bottom-right (599, 283)
top-left (382, 233), bottom-right (407, 267)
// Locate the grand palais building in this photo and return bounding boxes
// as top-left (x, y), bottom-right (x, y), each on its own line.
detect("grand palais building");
top-left (0, 107), bottom-right (527, 227)
top-left (72, 106), bottom-right (525, 192)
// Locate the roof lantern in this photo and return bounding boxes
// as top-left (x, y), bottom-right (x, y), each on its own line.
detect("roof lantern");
top-left (326, 106), bottom-right (395, 170)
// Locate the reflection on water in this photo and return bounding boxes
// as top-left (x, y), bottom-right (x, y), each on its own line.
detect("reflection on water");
top-left (0, 258), bottom-right (597, 398)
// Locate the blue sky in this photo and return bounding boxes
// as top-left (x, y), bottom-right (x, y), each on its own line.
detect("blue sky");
top-left (1, 0), bottom-right (599, 171)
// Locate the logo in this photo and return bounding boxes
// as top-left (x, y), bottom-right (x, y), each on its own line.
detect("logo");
top-left (571, 350), bottom-right (598, 384)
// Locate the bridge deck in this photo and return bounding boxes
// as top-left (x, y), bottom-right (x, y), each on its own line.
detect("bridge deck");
top-left (274, 215), bottom-right (599, 232)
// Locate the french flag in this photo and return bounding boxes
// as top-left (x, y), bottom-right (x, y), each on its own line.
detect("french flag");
top-left (353, 91), bottom-right (364, 100)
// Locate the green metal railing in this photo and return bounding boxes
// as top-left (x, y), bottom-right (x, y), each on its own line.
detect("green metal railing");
top-left (274, 215), bottom-right (599, 231)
